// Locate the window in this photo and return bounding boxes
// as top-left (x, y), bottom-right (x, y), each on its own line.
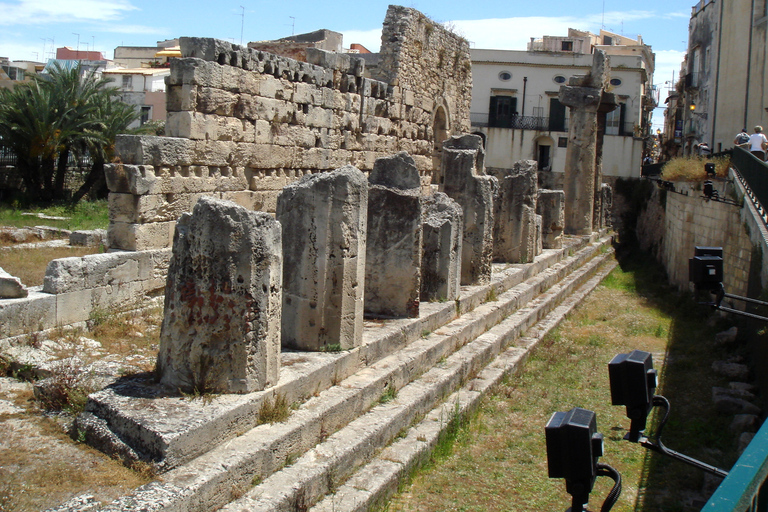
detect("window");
top-left (122, 75), bottom-right (132, 89)
top-left (603, 35), bottom-right (613, 45)
top-left (488, 96), bottom-right (517, 128)
top-left (553, 75), bottom-right (566, 84)
top-left (140, 106), bottom-right (151, 125)
top-left (498, 71), bottom-right (512, 81)
top-left (558, 137), bottom-right (568, 148)
top-left (548, 98), bottom-right (567, 132)
top-left (561, 41), bottom-right (573, 51)
top-left (609, 78), bottom-right (622, 87)
top-left (605, 103), bottom-right (626, 135)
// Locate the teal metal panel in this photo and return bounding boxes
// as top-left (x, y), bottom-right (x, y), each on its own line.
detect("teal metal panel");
top-left (704, 418), bottom-right (768, 511)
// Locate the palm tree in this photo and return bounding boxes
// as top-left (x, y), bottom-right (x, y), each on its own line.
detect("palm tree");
top-left (0, 62), bottom-right (139, 203)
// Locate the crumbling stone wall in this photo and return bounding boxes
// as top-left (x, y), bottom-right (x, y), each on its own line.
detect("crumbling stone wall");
top-left (106, 5), bottom-right (472, 251)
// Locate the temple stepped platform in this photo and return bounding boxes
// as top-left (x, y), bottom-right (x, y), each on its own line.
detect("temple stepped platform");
top-left (59, 232), bottom-right (615, 512)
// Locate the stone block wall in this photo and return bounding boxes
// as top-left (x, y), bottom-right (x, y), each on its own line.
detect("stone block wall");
top-left (106, 6), bottom-right (472, 251)
top-left (638, 181), bottom-right (755, 298)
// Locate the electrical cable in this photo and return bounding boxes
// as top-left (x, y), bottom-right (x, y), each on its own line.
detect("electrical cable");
top-left (596, 463), bottom-right (622, 512)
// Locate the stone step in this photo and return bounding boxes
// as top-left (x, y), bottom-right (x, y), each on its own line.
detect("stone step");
top-left (309, 259), bottom-right (619, 512)
top-left (217, 244), bottom-right (616, 512)
top-left (76, 235), bottom-right (596, 472)
top-left (89, 235), bottom-right (613, 512)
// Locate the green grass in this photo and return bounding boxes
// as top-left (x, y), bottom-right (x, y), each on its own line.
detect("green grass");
top-left (386, 250), bottom-right (743, 512)
top-left (0, 199), bottom-right (109, 231)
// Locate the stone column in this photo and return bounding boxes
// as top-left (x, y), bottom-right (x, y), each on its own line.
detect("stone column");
top-left (594, 92), bottom-right (618, 230)
top-left (421, 192), bottom-right (463, 302)
top-left (156, 196), bottom-right (282, 394)
top-left (538, 189), bottom-right (565, 249)
top-left (560, 50), bottom-right (609, 236)
top-left (441, 134), bottom-right (497, 285)
top-left (365, 152), bottom-right (423, 318)
top-left (488, 160), bottom-right (539, 263)
top-left (276, 165), bottom-right (368, 351)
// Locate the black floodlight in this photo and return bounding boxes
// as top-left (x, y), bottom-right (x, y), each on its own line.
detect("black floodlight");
top-left (703, 180), bottom-right (716, 199)
top-left (705, 162), bottom-right (716, 177)
top-left (546, 407), bottom-right (604, 511)
top-left (688, 246), bottom-right (723, 291)
top-left (608, 350), bottom-right (657, 441)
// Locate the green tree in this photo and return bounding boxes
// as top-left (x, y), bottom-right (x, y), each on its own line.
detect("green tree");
top-left (0, 62), bottom-right (139, 203)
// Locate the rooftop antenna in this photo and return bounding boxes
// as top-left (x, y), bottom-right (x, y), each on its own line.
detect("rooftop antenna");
top-left (290, 16), bottom-right (295, 36)
top-left (239, 6), bottom-right (245, 46)
top-left (602, 0), bottom-right (605, 29)
top-left (92, 36), bottom-right (95, 57)
top-left (73, 33), bottom-right (80, 55)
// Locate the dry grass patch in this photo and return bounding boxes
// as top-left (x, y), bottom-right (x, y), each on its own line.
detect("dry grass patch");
top-left (0, 246), bottom-right (99, 286)
top-left (387, 252), bottom-right (741, 512)
top-left (661, 155), bottom-right (730, 182)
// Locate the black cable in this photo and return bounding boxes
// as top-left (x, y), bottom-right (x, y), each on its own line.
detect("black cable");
top-left (596, 463), bottom-right (622, 512)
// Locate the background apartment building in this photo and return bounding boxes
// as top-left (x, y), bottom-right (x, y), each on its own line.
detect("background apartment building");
top-left (470, 29), bottom-right (655, 181)
top-left (675, 0), bottom-right (768, 155)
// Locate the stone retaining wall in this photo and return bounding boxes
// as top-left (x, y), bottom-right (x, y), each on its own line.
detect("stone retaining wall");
top-left (106, 6), bottom-right (472, 251)
top-left (0, 249), bottom-right (170, 339)
top-left (637, 175), bottom-right (764, 298)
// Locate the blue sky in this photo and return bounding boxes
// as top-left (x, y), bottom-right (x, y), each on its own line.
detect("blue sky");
top-left (1, 0), bottom-right (693, 129)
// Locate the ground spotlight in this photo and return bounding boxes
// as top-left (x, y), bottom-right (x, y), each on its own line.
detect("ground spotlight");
top-left (608, 350), bottom-right (657, 442)
top-left (546, 408), bottom-right (622, 511)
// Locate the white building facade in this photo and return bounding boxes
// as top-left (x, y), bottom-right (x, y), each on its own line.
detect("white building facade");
top-left (470, 30), bottom-right (654, 181)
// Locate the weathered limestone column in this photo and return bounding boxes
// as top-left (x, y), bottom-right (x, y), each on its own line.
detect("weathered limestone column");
top-left (441, 134), bottom-right (497, 285)
top-left (156, 196), bottom-right (282, 394)
top-left (538, 189), bottom-right (565, 249)
top-left (560, 50), bottom-right (609, 236)
top-left (488, 160), bottom-right (539, 263)
top-left (365, 152), bottom-right (423, 318)
top-left (277, 165), bottom-right (368, 350)
top-left (600, 183), bottom-right (613, 228)
top-left (421, 192), bottom-right (463, 302)
top-left (594, 92), bottom-right (618, 230)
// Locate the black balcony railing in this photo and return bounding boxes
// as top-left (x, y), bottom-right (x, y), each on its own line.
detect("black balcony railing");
top-left (470, 112), bottom-right (568, 132)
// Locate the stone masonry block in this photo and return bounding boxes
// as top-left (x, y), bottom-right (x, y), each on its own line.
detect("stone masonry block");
top-left (156, 196), bottom-right (282, 394)
top-left (166, 84), bottom-right (198, 112)
top-left (277, 165), bottom-right (367, 351)
top-left (0, 293), bottom-right (56, 338)
top-left (108, 220), bottom-right (176, 251)
top-left (105, 163), bottom-right (157, 195)
top-left (114, 135), bottom-right (196, 167)
top-left (421, 192), bottom-right (463, 302)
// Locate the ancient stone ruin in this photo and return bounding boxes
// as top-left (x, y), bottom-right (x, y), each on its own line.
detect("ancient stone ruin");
top-left (277, 165), bottom-right (367, 350)
top-left (104, 5), bottom-right (472, 252)
top-left (420, 192), bottom-right (463, 302)
top-left (156, 196), bottom-right (282, 394)
top-left (365, 152), bottom-right (423, 318)
top-left (441, 134), bottom-right (497, 285)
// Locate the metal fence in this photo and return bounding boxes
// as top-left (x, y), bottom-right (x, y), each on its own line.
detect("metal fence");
top-left (731, 146), bottom-right (768, 228)
top-left (469, 112), bottom-right (564, 132)
top-left (0, 145), bottom-right (93, 168)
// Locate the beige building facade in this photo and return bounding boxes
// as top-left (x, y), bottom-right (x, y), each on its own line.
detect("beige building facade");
top-left (681, 0), bottom-right (768, 154)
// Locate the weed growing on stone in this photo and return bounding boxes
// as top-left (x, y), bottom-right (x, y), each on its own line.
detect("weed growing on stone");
top-left (34, 359), bottom-right (97, 414)
top-left (485, 287), bottom-right (498, 302)
top-left (258, 393), bottom-right (290, 424)
top-left (379, 386), bottom-right (398, 405)
top-left (321, 343), bottom-right (343, 353)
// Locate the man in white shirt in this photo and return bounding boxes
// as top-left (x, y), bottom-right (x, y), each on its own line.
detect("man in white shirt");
top-left (749, 126), bottom-right (768, 160)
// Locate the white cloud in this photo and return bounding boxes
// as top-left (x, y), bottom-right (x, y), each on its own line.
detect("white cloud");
top-left (0, 0), bottom-right (137, 24)
top-left (341, 28), bottom-right (382, 53)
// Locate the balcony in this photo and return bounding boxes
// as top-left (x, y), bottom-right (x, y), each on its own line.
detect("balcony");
top-left (470, 112), bottom-right (567, 132)
top-left (684, 72), bottom-right (700, 90)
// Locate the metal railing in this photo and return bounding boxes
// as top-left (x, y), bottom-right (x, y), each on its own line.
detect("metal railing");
top-left (731, 146), bottom-right (768, 229)
top-left (0, 146), bottom-right (92, 168)
top-left (470, 113), bottom-right (568, 132)
top-left (703, 417), bottom-right (768, 511)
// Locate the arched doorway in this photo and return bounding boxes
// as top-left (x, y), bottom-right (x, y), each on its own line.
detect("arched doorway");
top-left (432, 104), bottom-right (450, 184)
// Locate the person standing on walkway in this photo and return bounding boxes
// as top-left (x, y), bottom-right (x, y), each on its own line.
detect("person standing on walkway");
top-left (748, 126), bottom-right (768, 160)
top-left (734, 128), bottom-right (750, 146)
